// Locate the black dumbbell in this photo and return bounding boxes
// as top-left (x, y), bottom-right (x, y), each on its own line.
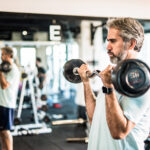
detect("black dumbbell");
top-left (43, 115), bottom-right (51, 123)
top-left (0, 61), bottom-right (11, 72)
top-left (14, 118), bottom-right (22, 125)
top-left (21, 72), bottom-right (28, 78)
top-left (41, 94), bottom-right (47, 101)
top-left (63, 59), bottom-right (150, 97)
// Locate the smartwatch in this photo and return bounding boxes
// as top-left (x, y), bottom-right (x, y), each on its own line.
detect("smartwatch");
top-left (102, 86), bottom-right (113, 94)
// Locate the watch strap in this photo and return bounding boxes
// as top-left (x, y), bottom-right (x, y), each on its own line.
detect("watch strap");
top-left (102, 86), bottom-right (113, 94)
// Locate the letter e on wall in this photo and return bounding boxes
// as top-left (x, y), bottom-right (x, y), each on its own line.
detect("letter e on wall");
top-left (49, 25), bottom-right (61, 41)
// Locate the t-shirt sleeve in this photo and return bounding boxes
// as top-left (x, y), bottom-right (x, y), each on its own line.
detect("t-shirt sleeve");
top-left (5, 65), bottom-right (20, 85)
top-left (120, 90), bottom-right (150, 124)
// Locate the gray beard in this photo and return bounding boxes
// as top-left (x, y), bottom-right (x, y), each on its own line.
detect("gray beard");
top-left (110, 51), bottom-right (127, 64)
top-left (110, 57), bottom-right (119, 64)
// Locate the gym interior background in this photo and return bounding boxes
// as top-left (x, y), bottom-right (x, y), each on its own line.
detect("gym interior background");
top-left (0, 0), bottom-right (150, 150)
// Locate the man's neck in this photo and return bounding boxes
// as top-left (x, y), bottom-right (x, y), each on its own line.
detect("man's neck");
top-left (126, 49), bottom-right (138, 59)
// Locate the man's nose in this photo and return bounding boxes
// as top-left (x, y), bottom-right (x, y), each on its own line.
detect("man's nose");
top-left (106, 42), bottom-right (112, 51)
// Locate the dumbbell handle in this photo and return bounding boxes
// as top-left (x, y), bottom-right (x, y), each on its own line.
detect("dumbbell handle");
top-left (89, 70), bottom-right (101, 78)
top-left (73, 67), bottom-right (101, 78)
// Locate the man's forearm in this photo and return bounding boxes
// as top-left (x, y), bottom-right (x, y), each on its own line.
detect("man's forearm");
top-left (105, 92), bottom-right (135, 139)
top-left (83, 82), bottom-right (96, 123)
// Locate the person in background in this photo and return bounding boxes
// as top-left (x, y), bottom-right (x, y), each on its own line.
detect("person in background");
top-left (36, 57), bottom-right (46, 90)
top-left (0, 46), bottom-right (20, 150)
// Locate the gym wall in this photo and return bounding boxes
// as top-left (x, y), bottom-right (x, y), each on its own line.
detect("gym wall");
top-left (0, 0), bottom-right (150, 19)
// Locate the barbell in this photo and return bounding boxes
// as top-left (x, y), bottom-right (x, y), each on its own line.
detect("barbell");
top-left (63, 59), bottom-right (150, 97)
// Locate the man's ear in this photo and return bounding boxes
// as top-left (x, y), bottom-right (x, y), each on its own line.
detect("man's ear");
top-left (129, 39), bottom-right (136, 50)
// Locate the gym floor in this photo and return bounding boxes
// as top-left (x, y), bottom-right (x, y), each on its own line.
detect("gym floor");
top-left (14, 125), bottom-right (87, 150)
top-left (13, 98), bottom-right (88, 150)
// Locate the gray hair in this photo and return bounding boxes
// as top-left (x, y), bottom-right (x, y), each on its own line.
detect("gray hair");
top-left (106, 18), bottom-right (144, 52)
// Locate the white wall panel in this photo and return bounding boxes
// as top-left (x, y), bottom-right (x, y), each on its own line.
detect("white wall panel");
top-left (0, 0), bottom-right (150, 19)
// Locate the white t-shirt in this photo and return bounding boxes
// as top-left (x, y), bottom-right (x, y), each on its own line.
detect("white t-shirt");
top-left (0, 63), bottom-right (20, 108)
top-left (75, 83), bottom-right (85, 106)
top-left (88, 88), bottom-right (150, 150)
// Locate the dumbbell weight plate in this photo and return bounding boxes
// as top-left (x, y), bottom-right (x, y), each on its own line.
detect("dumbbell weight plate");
top-left (63, 59), bottom-right (85, 83)
top-left (112, 59), bottom-right (150, 97)
top-left (126, 68), bottom-right (145, 89)
top-left (14, 118), bottom-right (22, 125)
top-left (21, 73), bottom-right (27, 78)
top-left (1, 61), bottom-right (11, 72)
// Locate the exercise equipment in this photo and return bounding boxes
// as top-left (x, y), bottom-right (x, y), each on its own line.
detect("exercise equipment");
top-left (37, 110), bottom-right (51, 123)
top-left (40, 104), bottom-right (48, 112)
top-left (66, 137), bottom-right (88, 143)
top-left (112, 59), bottom-right (150, 97)
top-left (63, 59), bottom-right (86, 83)
top-left (12, 71), bottom-right (52, 136)
top-left (63, 59), bottom-right (150, 97)
top-left (52, 118), bottom-right (86, 125)
top-left (14, 118), bottom-right (22, 125)
top-left (43, 115), bottom-right (51, 123)
top-left (41, 94), bottom-right (47, 101)
top-left (52, 118), bottom-right (88, 143)
top-left (0, 61), bottom-right (11, 72)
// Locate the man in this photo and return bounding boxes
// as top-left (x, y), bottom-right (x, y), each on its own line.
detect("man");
top-left (78, 18), bottom-right (150, 150)
top-left (36, 57), bottom-right (46, 90)
top-left (0, 46), bottom-right (20, 150)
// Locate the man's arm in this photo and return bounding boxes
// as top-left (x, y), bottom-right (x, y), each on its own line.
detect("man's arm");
top-left (0, 72), bottom-right (10, 89)
top-left (100, 65), bottom-right (135, 139)
top-left (83, 82), bottom-right (96, 124)
top-left (105, 90), bottom-right (135, 139)
top-left (78, 64), bottom-right (96, 124)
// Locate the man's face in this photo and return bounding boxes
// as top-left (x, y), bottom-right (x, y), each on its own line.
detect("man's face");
top-left (106, 28), bottom-right (129, 64)
top-left (1, 50), bottom-right (10, 62)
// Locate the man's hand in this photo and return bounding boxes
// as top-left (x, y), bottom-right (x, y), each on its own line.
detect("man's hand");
top-left (100, 65), bottom-right (114, 88)
top-left (77, 64), bottom-right (91, 83)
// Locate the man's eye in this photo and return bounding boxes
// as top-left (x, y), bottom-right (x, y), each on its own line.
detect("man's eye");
top-left (111, 39), bottom-right (116, 43)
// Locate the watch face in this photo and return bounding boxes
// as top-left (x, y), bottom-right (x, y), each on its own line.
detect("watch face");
top-left (102, 86), bottom-right (112, 94)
